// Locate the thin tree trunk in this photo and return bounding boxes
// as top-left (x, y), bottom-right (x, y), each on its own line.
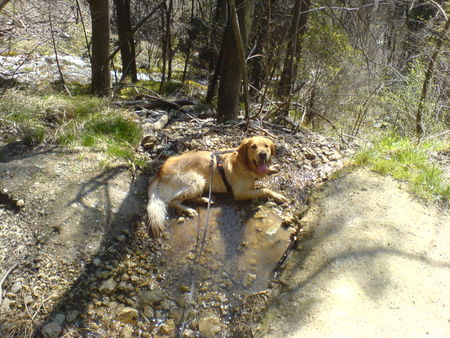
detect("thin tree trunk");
top-left (114, 0), bottom-right (137, 83)
top-left (182, 0), bottom-right (195, 83)
top-left (166, 0), bottom-right (173, 81)
top-left (416, 19), bottom-right (450, 138)
top-left (159, 4), bottom-right (167, 92)
top-left (277, 0), bottom-right (310, 104)
top-left (205, 0), bottom-right (227, 104)
top-left (48, 0), bottom-right (70, 95)
top-left (277, 0), bottom-right (301, 99)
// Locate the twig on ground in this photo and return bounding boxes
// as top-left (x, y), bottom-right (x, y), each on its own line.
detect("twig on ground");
top-left (0, 262), bottom-right (19, 307)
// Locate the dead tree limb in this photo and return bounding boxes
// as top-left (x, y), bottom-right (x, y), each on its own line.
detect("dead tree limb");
top-left (112, 97), bottom-right (195, 110)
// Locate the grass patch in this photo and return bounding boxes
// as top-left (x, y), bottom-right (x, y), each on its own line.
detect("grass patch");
top-left (80, 116), bottom-right (143, 163)
top-left (354, 135), bottom-right (449, 204)
top-left (0, 90), bottom-right (144, 165)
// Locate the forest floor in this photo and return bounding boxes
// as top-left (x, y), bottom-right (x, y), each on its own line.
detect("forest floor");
top-left (0, 112), bottom-right (448, 337)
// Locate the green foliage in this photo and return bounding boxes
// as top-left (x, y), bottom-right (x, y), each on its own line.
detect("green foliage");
top-left (354, 135), bottom-right (449, 204)
top-left (0, 90), bottom-right (144, 165)
top-left (377, 59), bottom-right (446, 136)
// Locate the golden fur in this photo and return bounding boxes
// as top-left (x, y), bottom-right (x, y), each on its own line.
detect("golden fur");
top-left (146, 136), bottom-right (288, 238)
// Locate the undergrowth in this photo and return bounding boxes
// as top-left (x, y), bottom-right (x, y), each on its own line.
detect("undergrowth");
top-left (354, 135), bottom-right (449, 204)
top-left (0, 90), bottom-right (144, 166)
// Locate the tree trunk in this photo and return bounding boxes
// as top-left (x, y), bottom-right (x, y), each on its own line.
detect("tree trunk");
top-left (416, 18), bottom-right (450, 138)
top-left (205, 0), bottom-right (227, 104)
top-left (89, 0), bottom-right (111, 97)
top-left (0, 0), bottom-right (11, 12)
top-left (114, 0), bottom-right (137, 83)
top-left (217, 0), bottom-right (255, 122)
top-left (159, 5), bottom-right (167, 92)
top-left (277, 0), bottom-right (310, 101)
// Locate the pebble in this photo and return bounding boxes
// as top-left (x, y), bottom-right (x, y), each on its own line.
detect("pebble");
top-left (159, 319), bottom-right (176, 335)
top-left (116, 307), bottom-right (139, 324)
top-left (10, 281), bottom-right (22, 294)
top-left (66, 310), bottom-right (79, 322)
top-left (99, 278), bottom-right (117, 294)
top-left (41, 321), bottom-right (63, 337)
top-left (141, 289), bottom-right (163, 305)
top-left (143, 305), bottom-right (154, 318)
top-left (243, 273), bottom-right (257, 287)
top-left (198, 313), bottom-right (221, 337)
top-left (120, 326), bottom-right (134, 338)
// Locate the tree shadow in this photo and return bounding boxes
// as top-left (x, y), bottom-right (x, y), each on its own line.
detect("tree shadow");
top-left (32, 165), bottom-right (151, 335)
top-left (254, 170), bottom-right (450, 335)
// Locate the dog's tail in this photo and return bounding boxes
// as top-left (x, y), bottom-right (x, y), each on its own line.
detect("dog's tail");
top-left (146, 180), bottom-right (168, 238)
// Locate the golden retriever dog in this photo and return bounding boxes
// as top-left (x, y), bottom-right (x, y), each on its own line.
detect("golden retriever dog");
top-left (146, 136), bottom-right (288, 238)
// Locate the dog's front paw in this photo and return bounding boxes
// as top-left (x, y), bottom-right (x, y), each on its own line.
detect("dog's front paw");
top-left (185, 208), bottom-right (198, 217)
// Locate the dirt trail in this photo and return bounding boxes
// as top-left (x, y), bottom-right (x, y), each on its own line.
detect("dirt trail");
top-left (257, 169), bottom-right (450, 338)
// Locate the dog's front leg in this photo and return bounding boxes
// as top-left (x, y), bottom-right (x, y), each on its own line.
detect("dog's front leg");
top-left (234, 188), bottom-right (288, 203)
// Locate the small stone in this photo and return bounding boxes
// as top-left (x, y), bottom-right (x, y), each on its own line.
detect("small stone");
top-left (16, 199), bottom-right (25, 208)
top-left (159, 319), bottom-right (176, 335)
top-left (198, 313), bottom-right (221, 337)
top-left (179, 284), bottom-right (190, 293)
top-left (10, 281), bottom-right (22, 293)
top-left (99, 278), bottom-right (116, 294)
top-left (328, 151), bottom-right (342, 161)
top-left (66, 310), bottom-right (79, 322)
top-left (143, 305), bottom-right (154, 318)
top-left (54, 313), bottom-right (65, 325)
top-left (160, 299), bottom-right (174, 311)
top-left (177, 216), bottom-right (186, 223)
top-left (116, 234), bottom-right (126, 242)
top-left (0, 298), bottom-right (12, 312)
top-left (24, 295), bottom-right (33, 304)
top-left (41, 321), bottom-right (63, 337)
top-left (243, 273), bottom-right (257, 287)
top-left (120, 325), bottom-right (134, 338)
top-left (141, 289), bottom-right (163, 305)
top-left (117, 307), bottom-right (139, 324)
top-left (264, 201), bottom-right (278, 208)
top-left (93, 258), bottom-right (102, 266)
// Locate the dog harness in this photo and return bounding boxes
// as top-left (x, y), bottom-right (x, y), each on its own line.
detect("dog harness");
top-left (215, 153), bottom-right (233, 195)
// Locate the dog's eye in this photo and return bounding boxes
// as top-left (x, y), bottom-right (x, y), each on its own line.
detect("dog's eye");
top-left (264, 144), bottom-right (269, 148)
top-left (251, 144), bottom-right (257, 149)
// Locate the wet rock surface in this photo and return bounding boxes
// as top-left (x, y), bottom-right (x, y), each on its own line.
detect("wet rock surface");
top-left (0, 112), bottom-right (350, 336)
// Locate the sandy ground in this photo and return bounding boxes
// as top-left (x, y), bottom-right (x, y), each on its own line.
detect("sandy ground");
top-left (258, 169), bottom-right (450, 338)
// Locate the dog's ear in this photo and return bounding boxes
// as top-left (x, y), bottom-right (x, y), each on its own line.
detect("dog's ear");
top-left (269, 140), bottom-right (275, 156)
top-left (238, 138), bottom-right (250, 160)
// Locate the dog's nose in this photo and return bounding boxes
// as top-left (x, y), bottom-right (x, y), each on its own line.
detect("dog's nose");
top-left (259, 152), bottom-right (267, 160)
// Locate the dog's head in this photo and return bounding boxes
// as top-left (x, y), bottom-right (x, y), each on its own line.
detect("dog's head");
top-left (238, 136), bottom-right (275, 177)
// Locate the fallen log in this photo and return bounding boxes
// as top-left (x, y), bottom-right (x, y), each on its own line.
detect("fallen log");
top-left (112, 97), bottom-right (195, 111)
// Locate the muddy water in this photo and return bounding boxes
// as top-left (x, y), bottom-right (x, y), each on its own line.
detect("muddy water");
top-left (163, 196), bottom-right (291, 297)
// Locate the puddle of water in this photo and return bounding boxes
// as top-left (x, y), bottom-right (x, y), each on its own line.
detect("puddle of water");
top-left (163, 197), bottom-right (291, 295)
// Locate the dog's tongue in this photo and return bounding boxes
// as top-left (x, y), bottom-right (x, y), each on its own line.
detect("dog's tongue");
top-left (257, 162), bottom-right (268, 175)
